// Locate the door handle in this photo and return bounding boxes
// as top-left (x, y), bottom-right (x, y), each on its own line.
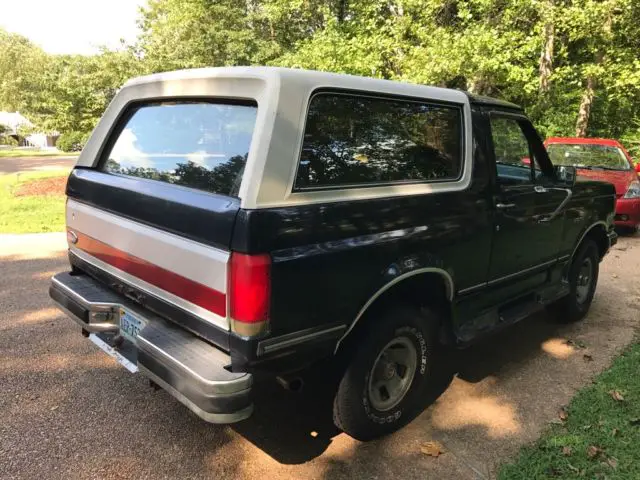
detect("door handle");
top-left (534, 185), bottom-right (548, 193)
top-left (496, 203), bottom-right (516, 210)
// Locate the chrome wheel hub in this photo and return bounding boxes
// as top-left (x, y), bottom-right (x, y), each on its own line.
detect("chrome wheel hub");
top-left (575, 257), bottom-right (593, 304)
top-left (367, 336), bottom-right (418, 412)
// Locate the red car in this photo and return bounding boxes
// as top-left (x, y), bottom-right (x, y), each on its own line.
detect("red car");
top-left (544, 137), bottom-right (640, 233)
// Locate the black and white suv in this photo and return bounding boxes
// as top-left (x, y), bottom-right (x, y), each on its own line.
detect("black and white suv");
top-left (50, 67), bottom-right (616, 440)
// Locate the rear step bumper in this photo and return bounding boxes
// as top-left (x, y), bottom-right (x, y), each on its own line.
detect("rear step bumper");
top-left (49, 272), bottom-right (253, 424)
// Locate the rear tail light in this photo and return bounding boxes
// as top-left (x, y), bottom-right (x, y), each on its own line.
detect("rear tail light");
top-left (228, 252), bottom-right (271, 337)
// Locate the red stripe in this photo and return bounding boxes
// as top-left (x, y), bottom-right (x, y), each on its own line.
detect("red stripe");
top-left (73, 230), bottom-right (226, 317)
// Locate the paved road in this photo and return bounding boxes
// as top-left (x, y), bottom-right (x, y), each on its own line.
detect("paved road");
top-left (1, 233), bottom-right (639, 479)
top-left (0, 156), bottom-right (77, 174)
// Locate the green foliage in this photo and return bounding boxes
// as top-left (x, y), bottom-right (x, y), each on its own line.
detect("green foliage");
top-left (499, 342), bottom-right (640, 479)
top-left (1, 1), bottom-right (640, 148)
top-left (56, 131), bottom-right (87, 152)
top-left (0, 136), bottom-right (18, 147)
top-left (0, 171), bottom-right (68, 233)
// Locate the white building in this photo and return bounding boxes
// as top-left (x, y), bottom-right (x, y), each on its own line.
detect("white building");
top-left (0, 111), bottom-right (58, 148)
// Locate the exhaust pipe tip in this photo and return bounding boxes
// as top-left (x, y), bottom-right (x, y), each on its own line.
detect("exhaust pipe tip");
top-left (276, 375), bottom-right (304, 392)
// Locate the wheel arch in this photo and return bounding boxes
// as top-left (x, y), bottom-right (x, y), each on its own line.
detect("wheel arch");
top-left (335, 268), bottom-right (454, 354)
top-left (572, 221), bottom-right (609, 262)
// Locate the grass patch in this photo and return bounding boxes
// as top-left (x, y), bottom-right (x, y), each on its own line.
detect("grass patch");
top-left (0, 149), bottom-right (75, 158)
top-left (499, 342), bottom-right (640, 479)
top-left (0, 170), bottom-right (69, 233)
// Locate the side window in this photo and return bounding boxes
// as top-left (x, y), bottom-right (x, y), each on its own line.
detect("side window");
top-left (294, 93), bottom-right (463, 189)
top-left (490, 116), bottom-right (540, 185)
top-left (491, 117), bottom-right (535, 185)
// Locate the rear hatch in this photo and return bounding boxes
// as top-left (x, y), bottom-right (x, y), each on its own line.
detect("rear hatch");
top-left (65, 100), bottom-right (258, 347)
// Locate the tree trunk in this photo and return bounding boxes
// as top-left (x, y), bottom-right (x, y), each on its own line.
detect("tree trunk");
top-left (539, 19), bottom-right (554, 93)
top-left (467, 76), bottom-right (490, 96)
top-left (337, 0), bottom-right (347, 23)
top-left (575, 76), bottom-right (596, 137)
top-left (575, 4), bottom-right (613, 137)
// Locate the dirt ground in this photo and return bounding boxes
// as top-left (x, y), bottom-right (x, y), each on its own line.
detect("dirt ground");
top-left (1, 232), bottom-right (639, 480)
top-left (13, 176), bottom-right (67, 196)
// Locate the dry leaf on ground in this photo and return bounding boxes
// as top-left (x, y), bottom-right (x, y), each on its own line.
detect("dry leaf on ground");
top-left (566, 339), bottom-right (586, 349)
top-left (420, 441), bottom-right (445, 457)
top-left (609, 390), bottom-right (625, 402)
top-left (562, 446), bottom-right (573, 456)
top-left (607, 457), bottom-right (618, 469)
top-left (583, 354), bottom-right (593, 362)
top-left (587, 445), bottom-right (602, 459)
top-left (612, 428), bottom-right (620, 437)
top-left (559, 407), bottom-right (569, 421)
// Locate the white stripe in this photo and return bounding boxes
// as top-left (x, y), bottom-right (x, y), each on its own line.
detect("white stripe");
top-left (70, 248), bottom-right (229, 330)
top-left (89, 334), bottom-right (139, 373)
top-left (66, 199), bottom-right (229, 293)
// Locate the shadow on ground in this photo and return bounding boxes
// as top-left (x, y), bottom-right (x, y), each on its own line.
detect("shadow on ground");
top-left (232, 310), bottom-right (571, 464)
top-left (2, 234), bottom-right (638, 479)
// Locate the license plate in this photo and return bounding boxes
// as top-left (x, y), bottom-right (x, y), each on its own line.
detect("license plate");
top-left (119, 309), bottom-right (146, 343)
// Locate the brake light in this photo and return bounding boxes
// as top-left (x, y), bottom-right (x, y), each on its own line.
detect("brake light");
top-left (228, 252), bottom-right (271, 336)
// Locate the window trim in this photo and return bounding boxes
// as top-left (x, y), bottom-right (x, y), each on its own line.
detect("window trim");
top-left (291, 89), bottom-right (466, 192)
top-left (96, 97), bottom-right (259, 198)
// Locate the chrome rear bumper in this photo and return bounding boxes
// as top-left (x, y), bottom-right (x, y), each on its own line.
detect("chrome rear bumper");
top-left (49, 272), bottom-right (253, 424)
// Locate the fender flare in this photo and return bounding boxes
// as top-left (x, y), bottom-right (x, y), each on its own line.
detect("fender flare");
top-left (334, 267), bottom-right (454, 352)
top-left (569, 221), bottom-right (608, 264)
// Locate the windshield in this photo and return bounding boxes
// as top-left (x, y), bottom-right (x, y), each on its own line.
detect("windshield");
top-left (547, 143), bottom-right (631, 170)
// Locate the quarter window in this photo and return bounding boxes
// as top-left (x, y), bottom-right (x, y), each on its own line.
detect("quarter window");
top-left (294, 93), bottom-right (463, 189)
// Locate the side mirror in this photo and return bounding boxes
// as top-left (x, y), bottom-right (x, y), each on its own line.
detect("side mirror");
top-left (554, 165), bottom-right (577, 187)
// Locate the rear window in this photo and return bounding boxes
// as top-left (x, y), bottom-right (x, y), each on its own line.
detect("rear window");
top-left (547, 143), bottom-right (631, 171)
top-left (103, 101), bottom-right (257, 197)
top-left (294, 93), bottom-right (463, 190)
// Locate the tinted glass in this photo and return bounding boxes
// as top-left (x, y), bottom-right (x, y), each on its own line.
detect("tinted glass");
top-left (103, 102), bottom-right (257, 197)
top-left (295, 94), bottom-right (463, 189)
top-left (491, 117), bottom-right (536, 184)
top-left (547, 144), bottom-right (631, 170)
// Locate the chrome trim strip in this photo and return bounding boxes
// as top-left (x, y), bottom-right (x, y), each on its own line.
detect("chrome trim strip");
top-left (487, 260), bottom-right (556, 286)
top-left (458, 283), bottom-right (487, 295)
top-left (258, 325), bottom-right (346, 356)
top-left (138, 365), bottom-right (253, 424)
top-left (335, 267), bottom-right (454, 352)
top-left (69, 249), bottom-right (229, 330)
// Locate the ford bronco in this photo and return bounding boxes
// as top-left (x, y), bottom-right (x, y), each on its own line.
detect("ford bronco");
top-left (50, 67), bottom-right (617, 440)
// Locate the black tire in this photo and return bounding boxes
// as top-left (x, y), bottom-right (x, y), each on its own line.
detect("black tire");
top-left (548, 239), bottom-right (599, 323)
top-left (332, 306), bottom-right (443, 441)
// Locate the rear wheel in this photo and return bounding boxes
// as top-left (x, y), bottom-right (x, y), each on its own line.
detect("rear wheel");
top-left (549, 239), bottom-right (599, 323)
top-left (333, 306), bottom-right (444, 441)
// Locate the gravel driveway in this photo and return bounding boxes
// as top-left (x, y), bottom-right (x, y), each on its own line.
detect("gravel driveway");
top-left (1, 232), bottom-right (639, 479)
